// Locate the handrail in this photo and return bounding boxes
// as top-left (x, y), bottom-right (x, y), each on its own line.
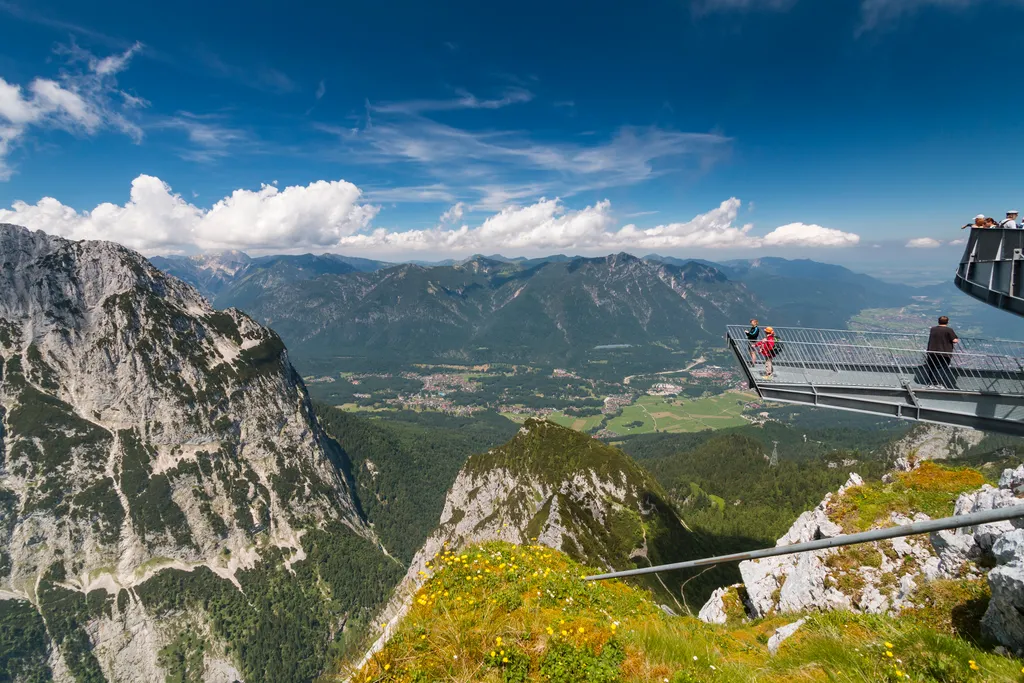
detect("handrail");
top-left (585, 503), bottom-right (1024, 581)
top-left (727, 325), bottom-right (1024, 395)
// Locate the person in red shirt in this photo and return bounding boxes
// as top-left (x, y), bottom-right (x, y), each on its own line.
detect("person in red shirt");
top-left (755, 327), bottom-right (777, 379)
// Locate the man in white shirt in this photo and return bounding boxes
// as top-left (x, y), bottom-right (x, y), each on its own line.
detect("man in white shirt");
top-left (962, 214), bottom-right (986, 229)
top-left (999, 210), bottom-right (1019, 229)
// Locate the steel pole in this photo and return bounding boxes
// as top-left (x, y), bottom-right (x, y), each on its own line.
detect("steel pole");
top-left (585, 503), bottom-right (1024, 581)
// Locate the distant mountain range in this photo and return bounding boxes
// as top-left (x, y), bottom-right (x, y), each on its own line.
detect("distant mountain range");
top-left (645, 254), bottom-right (919, 330)
top-left (147, 249), bottom-right (940, 366)
top-left (202, 253), bottom-right (758, 367)
top-left (150, 251), bottom-right (392, 300)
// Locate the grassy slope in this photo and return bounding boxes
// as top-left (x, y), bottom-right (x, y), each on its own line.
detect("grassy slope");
top-left (336, 461), bottom-right (1024, 682)
top-left (338, 541), bottom-right (1024, 683)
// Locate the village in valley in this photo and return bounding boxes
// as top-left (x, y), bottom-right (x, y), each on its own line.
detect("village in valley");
top-left (303, 355), bottom-right (774, 436)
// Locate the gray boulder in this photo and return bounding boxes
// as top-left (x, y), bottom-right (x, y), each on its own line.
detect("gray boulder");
top-left (981, 529), bottom-right (1024, 655)
top-left (983, 564), bottom-right (1024, 656)
top-left (698, 587), bottom-right (730, 625)
top-left (767, 617), bottom-right (807, 655)
top-left (953, 485), bottom-right (1021, 550)
top-left (930, 530), bottom-right (981, 577)
top-left (992, 529), bottom-right (1024, 566)
top-left (999, 465), bottom-right (1024, 497)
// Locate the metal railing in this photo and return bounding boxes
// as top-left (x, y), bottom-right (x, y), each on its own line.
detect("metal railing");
top-left (585, 503), bottom-right (1024, 581)
top-left (727, 325), bottom-right (1024, 395)
top-left (956, 227), bottom-right (1024, 317)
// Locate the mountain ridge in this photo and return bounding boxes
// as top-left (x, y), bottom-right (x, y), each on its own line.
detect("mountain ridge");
top-left (198, 251), bottom-right (759, 368)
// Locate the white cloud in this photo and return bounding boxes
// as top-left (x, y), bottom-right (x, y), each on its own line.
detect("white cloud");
top-left (0, 176), bottom-right (860, 257)
top-left (323, 114), bottom-right (731, 207)
top-left (363, 184), bottom-right (456, 203)
top-left (762, 222), bottom-right (861, 247)
top-left (0, 175), bottom-right (377, 253)
top-left (0, 41), bottom-right (144, 179)
top-left (906, 237), bottom-right (943, 248)
top-left (315, 80), bottom-right (326, 100)
top-left (948, 238), bottom-right (967, 245)
top-left (370, 87), bottom-right (534, 115)
top-left (695, 0), bottom-right (1024, 31)
top-left (439, 202), bottom-right (466, 225)
top-left (857, 0), bottom-right (1016, 31)
top-left (155, 113), bottom-right (247, 162)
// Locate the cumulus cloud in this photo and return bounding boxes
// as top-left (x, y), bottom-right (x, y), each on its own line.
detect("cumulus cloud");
top-left (0, 175), bottom-right (860, 257)
top-left (0, 41), bottom-right (145, 179)
top-left (762, 222), bottom-right (861, 247)
top-left (906, 237), bottom-right (943, 248)
top-left (0, 175), bottom-right (378, 253)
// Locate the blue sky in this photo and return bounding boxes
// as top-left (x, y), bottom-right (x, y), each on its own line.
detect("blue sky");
top-left (0, 0), bottom-right (1021, 268)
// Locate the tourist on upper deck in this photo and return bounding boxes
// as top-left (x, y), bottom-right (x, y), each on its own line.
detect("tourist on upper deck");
top-left (962, 214), bottom-right (986, 229)
top-left (984, 217), bottom-right (999, 228)
top-left (999, 210), bottom-right (1019, 229)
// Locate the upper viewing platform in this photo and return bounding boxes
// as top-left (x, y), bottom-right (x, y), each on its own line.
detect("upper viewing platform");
top-left (955, 227), bottom-right (1024, 317)
top-left (726, 326), bottom-right (1024, 436)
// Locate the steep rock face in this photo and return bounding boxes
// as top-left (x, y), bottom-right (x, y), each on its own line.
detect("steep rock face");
top-left (0, 224), bottom-right (382, 682)
top-left (884, 424), bottom-right (984, 463)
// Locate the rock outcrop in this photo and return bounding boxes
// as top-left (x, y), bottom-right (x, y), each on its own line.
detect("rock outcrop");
top-left (884, 424), bottom-right (984, 463)
top-left (767, 617), bottom-right (806, 655)
top-left (703, 461), bottom-right (1024, 655)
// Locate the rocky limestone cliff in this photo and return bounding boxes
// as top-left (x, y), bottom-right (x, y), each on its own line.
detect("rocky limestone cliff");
top-left (885, 424), bottom-right (985, 463)
top-left (699, 462), bottom-right (1024, 654)
top-left (0, 224), bottom-right (388, 683)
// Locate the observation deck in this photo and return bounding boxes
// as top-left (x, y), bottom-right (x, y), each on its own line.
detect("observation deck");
top-left (726, 326), bottom-right (1024, 436)
top-left (955, 227), bottom-right (1024, 317)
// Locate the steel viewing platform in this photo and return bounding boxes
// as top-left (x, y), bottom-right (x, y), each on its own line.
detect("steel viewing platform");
top-left (956, 226), bottom-right (1024, 317)
top-left (726, 326), bottom-right (1024, 436)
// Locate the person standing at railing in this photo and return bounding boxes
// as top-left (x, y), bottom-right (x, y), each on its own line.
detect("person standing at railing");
top-left (999, 210), bottom-right (1019, 229)
top-left (745, 318), bottom-right (761, 366)
top-left (962, 214), bottom-right (986, 229)
top-left (926, 316), bottom-right (959, 389)
top-left (755, 327), bottom-right (777, 380)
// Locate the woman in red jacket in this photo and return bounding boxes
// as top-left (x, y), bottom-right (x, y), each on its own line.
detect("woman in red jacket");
top-left (755, 327), bottom-right (777, 379)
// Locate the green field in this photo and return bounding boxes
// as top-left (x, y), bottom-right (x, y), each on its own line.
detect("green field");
top-left (545, 411), bottom-right (605, 432)
top-left (605, 392), bottom-right (755, 435)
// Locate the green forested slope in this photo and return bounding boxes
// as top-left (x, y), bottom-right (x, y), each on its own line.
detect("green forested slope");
top-left (314, 405), bottom-right (518, 562)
